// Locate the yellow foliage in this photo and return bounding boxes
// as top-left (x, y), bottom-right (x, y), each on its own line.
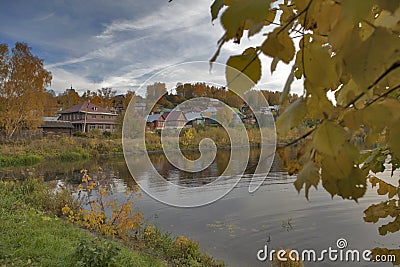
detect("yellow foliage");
top-left (62, 169), bottom-right (143, 240)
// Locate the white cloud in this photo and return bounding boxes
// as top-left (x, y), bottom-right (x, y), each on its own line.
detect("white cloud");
top-left (33, 0), bottom-right (304, 97)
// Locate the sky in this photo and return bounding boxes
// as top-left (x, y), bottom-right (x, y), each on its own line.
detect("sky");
top-left (0, 0), bottom-right (303, 96)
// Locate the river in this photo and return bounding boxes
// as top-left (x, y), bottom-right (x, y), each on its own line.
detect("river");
top-left (2, 148), bottom-right (398, 267)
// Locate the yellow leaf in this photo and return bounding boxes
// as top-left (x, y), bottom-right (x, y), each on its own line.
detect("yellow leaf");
top-left (342, 27), bottom-right (400, 89)
top-left (293, 0), bottom-right (308, 11)
top-left (211, 0), bottom-right (226, 21)
top-left (221, 0), bottom-right (272, 41)
top-left (270, 57), bottom-right (279, 74)
top-left (306, 89), bottom-right (335, 120)
top-left (226, 47), bottom-right (261, 94)
top-left (388, 123), bottom-right (400, 158)
top-left (294, 161), bottom-right (320, 199)
top-left (335, 79), bottom-right (364, 107)
top-left (377, 181), bottom-right (389, 195)
top-left (315, 0), bottom-right (341, 35)
top-left (303, 36), bottom-right (339, 89)
top-left (328, 18), bottom-right (354, 51)
top-left (313, 120), bottom-right (347, 156)
top-left (261, 27), bottom-right (295, 64)
top-left (376, 0), bottom-right (400, 13)
top-left (276, 98), bottom-right (307, 134)
top-left (279, 4), bottom-right (295, 25)
top-left (361, 102), bottom-right (393, 132)
top-left (264, 8), bottom-right (277, 26)
top-left (342, 0), bottom-right (374, 22)
top-left (374, 8), bottom-right (400, 32)
top-left (387, 184), bottom-right (397, 199)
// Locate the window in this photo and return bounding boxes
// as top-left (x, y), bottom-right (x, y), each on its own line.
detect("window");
top-left (98, 125), bottom-right (103, 129)
top-left (101, 115), bottom-right (104, 119)
top-left (106, 125), bottom-right (110, 129)
top-left (92, 115), bottom-right (96, 119)
top-left (89, 125), bottom-right (96, 130)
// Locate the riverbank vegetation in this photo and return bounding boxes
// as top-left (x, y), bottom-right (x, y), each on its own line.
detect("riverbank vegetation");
top-left (0, 179), bottom-right (166, 267)
top-left (0, 125), bottom-right (273, 168)
top-left (0, 173), bottom-right (225, 267)
top-left (0, 154), bottom-right (42, 168)
top-left (0, 136), bottom-right (122, 167)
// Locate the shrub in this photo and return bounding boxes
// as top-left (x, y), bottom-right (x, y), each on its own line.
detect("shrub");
top-left (102, 131), bottom-right (112, 138)
top-left (140, 225), bottom-right (225, 267)
top-left (14, 177), bottom-right (82, 217)
top-left (75, 238), bottom-right (120, 267)
top-left (62, 169), bottom-right (143, 240)
top-left (73, 131), bottom-right (89, 138)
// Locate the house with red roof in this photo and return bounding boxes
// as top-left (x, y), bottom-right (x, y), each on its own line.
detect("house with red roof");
top-left (162, 111), bottom-right (187, 129)
top-left (145, 111), bottom-right (187, 130)
top-left (58, 101), bottom-right (118, 133)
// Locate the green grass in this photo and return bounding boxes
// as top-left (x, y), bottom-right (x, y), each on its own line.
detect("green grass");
top-left (0, 181), bottom-right (167, 267)
top-left (59, 151), bottom-right (90, 161)
top-left (0, 154), bottom-right (42, 167)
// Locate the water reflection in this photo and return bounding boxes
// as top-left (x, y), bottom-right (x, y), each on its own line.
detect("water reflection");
top-left (1, 149), bottom-right (398, 266)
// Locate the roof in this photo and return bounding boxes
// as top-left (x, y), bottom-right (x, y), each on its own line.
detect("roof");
top-left (40, 120), bottom-right (73, 129)
top-left (43, 116), bottom-right (59, 122)
top-left (59, 101), bottom-right (115, 115)
top-left (135, 103), bottom-right (147, 107)
top-left (162, 111), bottom-right (187, 121)
top-left (202, 107), bottom-right (218, 114)
top-left (185, 112), bottom-right (203, 121)
top-left (161, 108), bottom-right (172, 113)
top-left (146, 114), bottom-right (162, 122)
top-left (69, 120), bottom-right (117, 125)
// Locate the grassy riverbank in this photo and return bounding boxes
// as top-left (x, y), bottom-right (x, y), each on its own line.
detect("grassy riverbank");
top-left (0, 180), bottom-right (166, 267)
top-left (0, 127), bottom-right (268, 167)
top-left (0, 178), bottom-right (225, 267)
top-left (0, 136), bottom-right (122, 167)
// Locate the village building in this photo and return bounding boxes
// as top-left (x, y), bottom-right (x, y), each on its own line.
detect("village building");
top-left (39, 117), bottom-right (74, 137)
top-left (163, 111), bottom-right (187, 129)
top-left (145, 114), bottom-right (165, 130)
top-left (184, 112), bottom-right (204, 127)
top-left (146, 111), bottom-right (187, 130)
top-left (58, 101), bottom-right (118, 133)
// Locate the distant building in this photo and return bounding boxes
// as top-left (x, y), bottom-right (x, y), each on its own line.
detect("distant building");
top-left (145, 114), bottom-right (165, 130)
top-left (58, 101), bottom-right (118, 133)
top-left (185, 112), bottom-right (204, 127)
top-left (135, 103), bottom-right (147, 115)
top-left (39, 117), bottom-right (74, 137)
top-left (145, 111), bottom-right (187, 130)
top-left (201, 107), bottom-right (219, 124)
top-left (163, 111), bottom-right (187, 129)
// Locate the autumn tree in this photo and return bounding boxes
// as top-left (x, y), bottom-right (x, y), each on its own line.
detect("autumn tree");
top-left (211, 0), bottom-right (400, 257)
top-left (97, 87), bottom-right (116, 110)
top-left (57, 87), bottom-right (81, 110)
top-left (123, 90), bottom-right (136, 110)
top-left (0, 43), bottom-right (52, 139)
top-left (43, 89), bottom-right (59, 116)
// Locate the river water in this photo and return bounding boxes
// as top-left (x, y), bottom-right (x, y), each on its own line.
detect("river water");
top-left (2, 148), bottom-right (398, 267)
